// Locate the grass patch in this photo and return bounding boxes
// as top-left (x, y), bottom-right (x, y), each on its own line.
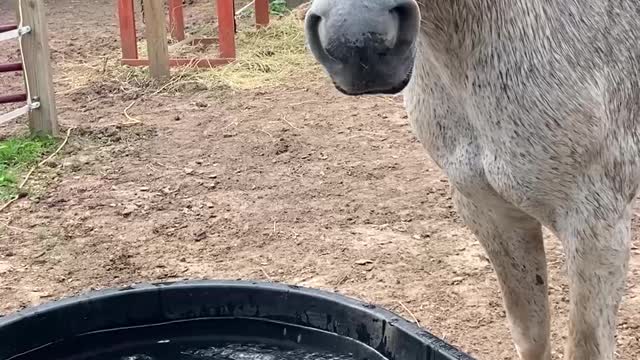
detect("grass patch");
top-left (0, 135), bottom-right (58, 200)
top-left (269, 0), bottom-right (289, 15)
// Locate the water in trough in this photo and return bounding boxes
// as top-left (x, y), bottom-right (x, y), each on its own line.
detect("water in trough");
top-left (119, 342), bottom-right (358, 360)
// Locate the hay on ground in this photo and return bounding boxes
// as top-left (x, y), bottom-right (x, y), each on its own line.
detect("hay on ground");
top-left (56, 14), bottom-right (323, 98)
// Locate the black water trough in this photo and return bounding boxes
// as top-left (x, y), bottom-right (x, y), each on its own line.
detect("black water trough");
top-left (0, 280), bottom-right (475, 360)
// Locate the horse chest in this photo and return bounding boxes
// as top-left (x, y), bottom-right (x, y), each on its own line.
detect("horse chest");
top-left (404, 71), bottom-right (570, 220)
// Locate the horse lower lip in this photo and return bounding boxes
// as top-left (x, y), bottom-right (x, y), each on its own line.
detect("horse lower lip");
top-left (333, 70), bottom-right (412, 96)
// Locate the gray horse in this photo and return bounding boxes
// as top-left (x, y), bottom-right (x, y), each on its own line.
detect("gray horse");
top-left (304, 1), bottom-right (640, 359)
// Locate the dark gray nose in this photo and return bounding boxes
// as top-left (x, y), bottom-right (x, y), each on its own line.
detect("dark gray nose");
top-left (305, 0), bottom-right (420, 95)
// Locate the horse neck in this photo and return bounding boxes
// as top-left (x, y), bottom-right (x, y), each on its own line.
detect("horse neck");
top-left (415, 0), bottom-right (569, 84)
top-left (417, 0), bottom-right (557, 54)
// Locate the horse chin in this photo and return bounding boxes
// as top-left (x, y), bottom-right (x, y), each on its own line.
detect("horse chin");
top-left (332, 67), bottom-right (413, 96)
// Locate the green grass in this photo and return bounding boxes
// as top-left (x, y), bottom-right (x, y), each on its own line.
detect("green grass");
top-left (0, 135), bottom-right (58, 200)
top-left (269, 0), bottom-right (288, 15)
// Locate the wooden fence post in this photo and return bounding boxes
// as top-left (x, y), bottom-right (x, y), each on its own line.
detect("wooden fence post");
top-left (217, 0), bottom-right (236, 59)
top-left (117, 0), bottom-right (139, 60)
top-left (142, 0), bottom-right (170, 80)
top-left (168, 0), bottom-right (185, 41)
top-left (255, 0), bottom-right (270, 28)
top-left (15, 0), bottom-right (59, 136)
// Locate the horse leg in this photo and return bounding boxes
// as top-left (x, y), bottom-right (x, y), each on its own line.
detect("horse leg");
top-left (454, 190), bottom-right (551, 360)
top-left (555, 198), bottom-right (632, 360)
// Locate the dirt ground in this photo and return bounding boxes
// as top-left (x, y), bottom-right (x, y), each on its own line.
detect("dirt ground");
top-left (1, 1), bottom-right (639, 359)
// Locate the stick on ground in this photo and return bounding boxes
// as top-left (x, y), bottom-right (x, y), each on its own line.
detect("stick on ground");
top-left (398, 301), bottom-right (421, 327)
top-left (19, 127), bottom-right (72, 189)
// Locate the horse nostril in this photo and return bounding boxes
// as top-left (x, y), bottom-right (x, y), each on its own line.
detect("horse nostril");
top-left (389, 0), bottom-right (420, 53)
top-left (389, 1), bottom-right (417, 19)
top-left (305, 13), bottom-right (323, 51)
top-left (304, 12), bottom-right (340, 69)
top-left (305, 12), bottom-right (322, 40)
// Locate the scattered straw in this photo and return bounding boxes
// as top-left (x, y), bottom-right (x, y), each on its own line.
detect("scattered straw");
top-left (1, 221), bottom-right (35, 234)
top-left (398, 301), bottom-right (421, 327)
top-left (0, 196), bottom-right (19, 213)
top-left (123, 101), bottom-right (142, 124)
top-left (56, 14), bottom-right (323, 100)
top-left (169, 14), bottom-right (322, 90)
top-left (281, 116), bottom-right (300, 130)
top-left (261, 268), bottom-right (273, 281)
top-left (259, 129), bottom-right (273, 138)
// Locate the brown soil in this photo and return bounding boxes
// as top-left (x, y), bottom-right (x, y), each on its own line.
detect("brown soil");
top-left (0, 1), bottom-right (639, 359)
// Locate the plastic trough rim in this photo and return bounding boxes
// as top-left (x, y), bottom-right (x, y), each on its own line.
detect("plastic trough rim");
top-left (0, 279), bottom-right (476, 360)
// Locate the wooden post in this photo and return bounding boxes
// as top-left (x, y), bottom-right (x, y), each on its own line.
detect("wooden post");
top-left (255, 0), bottom-right (270, 28)
top-left (168, 0), bottom-right (185, 41)
top-left (117, 0), bottom-right (138, 60)
top-left (217, 0), bottom-right (236, 59)
top-left (16, 0), bottom-right (59, 136)
top-left (142, 0), bottom-right (170, 80)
